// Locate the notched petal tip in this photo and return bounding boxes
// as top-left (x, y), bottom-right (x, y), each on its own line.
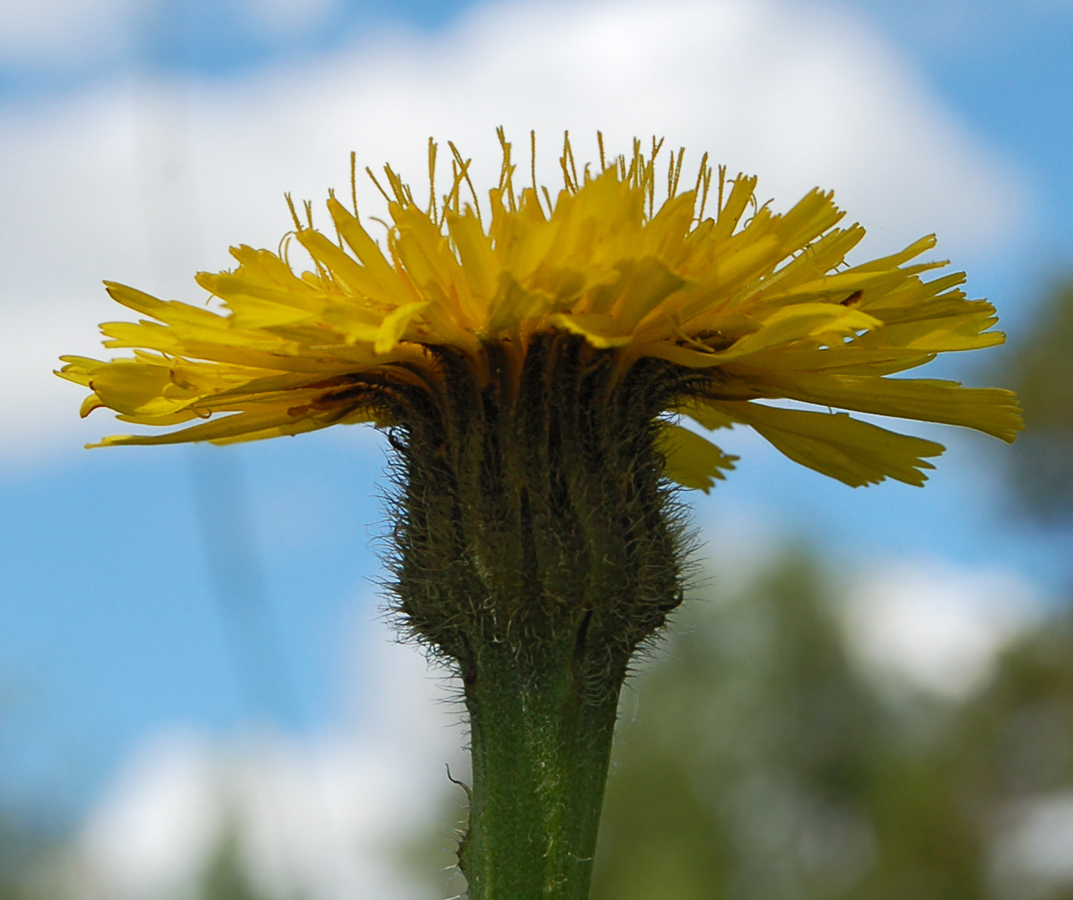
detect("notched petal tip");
top-left (79, 394), bottom-right (104, 418)
top-left (85, 436), bottom-right (124, 449)
top-left (992, 391), bottom-right (1025, 443)
top-left (657, 423), bottom-right (738, 493)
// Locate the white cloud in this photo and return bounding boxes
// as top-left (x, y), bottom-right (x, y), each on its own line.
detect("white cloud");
top-left (0, 0), bottom-right (1026, 467)
top-left (991, 791), bottom-right (1073, 895)
top-left (0, 0), bottom-right (138, 63)
top-left (60, 620), bottom-right (466, 900)
top-left (0, 0), bottom-right (340, 63)
top-left (68, 733), bottom-right (221, 900)
top-left (239, 0), bottom-right (341, 34)
top-left (842, 559), bottom-right (1043, 699)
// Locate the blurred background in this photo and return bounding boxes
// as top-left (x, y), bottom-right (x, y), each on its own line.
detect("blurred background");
top-left (1, 0), bottom-right (1071, 897)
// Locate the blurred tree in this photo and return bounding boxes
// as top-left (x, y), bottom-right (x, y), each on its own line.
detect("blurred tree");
top-left (970, 615), bottom-right (1073, 797)
top-left (589, 551), bottom-right (1073, 900)
top-left (591, 552), bottom-right (988, 900)
top-left (999, 279), bottom-right (1073, 522)
top-left (402, 552), bottom-right (1073, 900)
top-left (198, 826), bottom-right (267, 900)
top-left (0, 811), bottom-right (57, 900)
top-left (951, 610), bottom-right (1073, 900)
top-left (196, 819), bottom-right (304, 900)
top-left (0, 819), bottom-right (32, 900)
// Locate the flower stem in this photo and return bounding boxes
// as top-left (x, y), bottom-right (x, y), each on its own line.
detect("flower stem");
top-left (387, 339), bottom-right (692, 897)
top-left (460, 639), bottom-right (621, 900)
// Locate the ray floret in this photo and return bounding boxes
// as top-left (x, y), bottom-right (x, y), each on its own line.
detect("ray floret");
top-left (60, 133), bottom-right (1020, 488)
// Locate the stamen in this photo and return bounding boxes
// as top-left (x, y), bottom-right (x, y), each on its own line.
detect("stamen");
top-left (562, 131), bottom-right (579, 193)
top-left (496, 127), bottom-right (510, 191)
top-left (646, 137), bottom-right (665, 217)
top-left (626, 139), bottom-right (640, 186)
top-left (496, 127), bottom-right (518, 212)
top-left (284, 193), bottom-right (302, 230)
top-left (428, 138), bottom-right (439, 222)
top-left (530, 130), bottom-right (538, 199)
top-left (597, 131), bottom-right (607, 172)
top-left (442, 158), bottom-right (468, 225)
top-left (448, 141), bottom-right (483, 227)
top-left (350, 151), bottom-right (359, 217)
top-left (529, 131), bottom-right (552, 218)
top-left (505, 167), bottom-right (517, 212)
top-left (670, 147), bottom-right (685, 199)
top-left (382, 164), bottom-right (413, 206)
top-left (650, 137), bottom-right (662, 176)
top-left (366, 167), bottom-right (392, 204)
top-left (693, 152), bottom-right (710, 222)
top-left (326, 189), bottom-right (345, 247)
top-left (302, 199), bottom-right (330, 281)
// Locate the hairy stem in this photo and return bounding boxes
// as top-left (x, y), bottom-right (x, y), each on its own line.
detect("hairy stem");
top-left (386, 338), bottom-right (693, 898)
top-left (460, 639), bottom-right (621, 900)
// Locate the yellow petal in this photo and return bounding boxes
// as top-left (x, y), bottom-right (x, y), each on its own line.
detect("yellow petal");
top-left (67, 136), bottom-right (1019, 463)
top-left (712, 400), bottom-right (945, 487)
top-left (88, 360), bottom-right (173, 415)
top-left (675, 400), bottom-right (735, 431)
top-left (742, 371), bottom-right (1024, 442)
top-left (446, 208), bottom-right (498, 304)
top-left (91, 407), bottom-right (311, 446)
top-left (375, 300), bottom-right (430, 354)
top-left (604, 257), bottom-right (686, 331)
top-left (720, 303), bottom-right (881, 360)
top-left (486, 274), bottom-right (555, 332)
top-left (656, 423), bottom-right (738, 493)
top-left (548, 313), bottom-right (633, 348)
top-left (710, 174), bottom-right (758, 242)
top-left (326, 197), bottom-right (414, 307)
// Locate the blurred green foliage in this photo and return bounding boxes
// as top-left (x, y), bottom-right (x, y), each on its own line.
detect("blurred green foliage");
top-left (1001, 279), bottom-right (1073, 522)
top-left (593, 552), bottom-right (989, 900)
top-left (598, 548), bottom-right (1073, 900)
top-left (198, 825), bottom-right (277, 900)
top-left (0, 817), bottom-right (39, 900)
top-left (0, 809), bottom-right (289, 900)
top-left (4, 558), bottom-right (1073, 900)
top-left (9, 535), bottom-right (1070, 900)
top-left (415, 548), bottom-right (1073, 900)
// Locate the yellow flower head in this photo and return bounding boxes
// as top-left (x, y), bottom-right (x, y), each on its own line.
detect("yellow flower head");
top-left (60, 131), bottom-right (1021, 489)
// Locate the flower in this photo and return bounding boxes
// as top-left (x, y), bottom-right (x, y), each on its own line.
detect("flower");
top-left (58, 134), bottom-right (1026, 896)
top-left (59, 132), bottom-right (1021, 489)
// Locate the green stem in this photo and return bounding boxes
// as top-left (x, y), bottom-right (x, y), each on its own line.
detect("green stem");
top-left (460, 640), bottom-right (621, 900)
top-left (389, 339), bottom-right (689, 896)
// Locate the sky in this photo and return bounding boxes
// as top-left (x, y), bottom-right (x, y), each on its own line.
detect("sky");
top-left (0, 0), bottom-right (1071, 876)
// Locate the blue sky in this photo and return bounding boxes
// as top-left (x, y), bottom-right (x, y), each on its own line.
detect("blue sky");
top-left (850, 0), bottom-right (1073, 262)
top-left (0, 0), bottom-right (1070, 828)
